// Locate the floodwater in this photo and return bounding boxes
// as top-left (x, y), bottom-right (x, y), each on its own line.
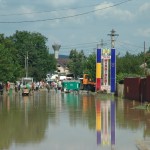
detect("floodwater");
top-left (0, 89), bottom-right (150, 150)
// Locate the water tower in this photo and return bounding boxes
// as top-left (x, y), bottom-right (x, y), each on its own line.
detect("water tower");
top-left (52, 43), bottom-right (61, 59)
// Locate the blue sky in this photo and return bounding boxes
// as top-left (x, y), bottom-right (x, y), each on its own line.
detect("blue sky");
top-left (0, 0), bottom-right (149, 56)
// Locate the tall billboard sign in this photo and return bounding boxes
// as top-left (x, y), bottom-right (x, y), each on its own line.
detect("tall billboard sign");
top-left (96, 48), bottom-right (116, 93)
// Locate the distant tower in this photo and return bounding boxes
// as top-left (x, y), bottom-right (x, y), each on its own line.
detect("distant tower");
top-left (52, 43), bottom-right (61, 59)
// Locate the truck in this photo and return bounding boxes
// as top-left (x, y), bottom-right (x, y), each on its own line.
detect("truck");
top-left (82, 74), bottom-right (95, 92)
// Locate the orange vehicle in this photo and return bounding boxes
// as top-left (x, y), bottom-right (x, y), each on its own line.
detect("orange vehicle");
top-left (82, 74), bottom-right (95, 92)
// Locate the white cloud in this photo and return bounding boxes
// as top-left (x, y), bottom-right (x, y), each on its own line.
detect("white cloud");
top-left (137, 28), bottom-right (150, 37)
top-left (139, 2), bottom-right (150, 12)
top-left (45, 0), bottom-right (77, 7)
top-left (94, 2), bottom-right (134, 21)
top-left (47, 8), bottom-right (84, 26)
top-left (94, 2), bottom-right (113, 16)
top-left (19, 6), bottom-right (35, 19)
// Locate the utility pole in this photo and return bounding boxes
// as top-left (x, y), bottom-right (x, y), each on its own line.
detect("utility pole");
top-left (94, 39), bottom-right (107, 53)
top-left (25, 51), bottom-right (28, 78)
top-left (26, 51), bottom-right (28, 77)
top-left (108, 29), bottom-right (119, 48)
top-left (98, 39), bottom-right (107, 49)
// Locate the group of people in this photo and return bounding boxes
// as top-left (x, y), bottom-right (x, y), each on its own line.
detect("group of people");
top-left (0, 79), bottom-right (64, 95)
top-left (46, 80), bottom-right (62, 93)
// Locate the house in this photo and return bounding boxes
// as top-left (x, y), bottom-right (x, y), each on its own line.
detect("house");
top-left (57, 57), bottom-right (70, 75)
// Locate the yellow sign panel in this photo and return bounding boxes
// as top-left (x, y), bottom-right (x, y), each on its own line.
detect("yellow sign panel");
top-left (96, 63), bottom-right (101, 78)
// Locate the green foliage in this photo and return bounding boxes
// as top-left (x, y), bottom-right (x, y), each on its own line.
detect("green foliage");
top-left (145, 48), bottom-right (150, 68)
top-left (0, 34), bottom-right (22, 82)
top-left (9, 31), bottom-right (56, 81)
top-left (0, 30), bottom-right (149, 84)
top-left (116, 51), bottom-right (144, 82)
top-left (116, 52), bottom-right (143, 74)
top-left (68, 49), bottom-right (147, 83)
top-left (84, 53), bottom-right (96, 81)
top-left (116, 73), bottom-right (141, 83)
top-left (0, 31), bottom-right (57, 82)
top-left (68, 49), bottom-right (86, 78)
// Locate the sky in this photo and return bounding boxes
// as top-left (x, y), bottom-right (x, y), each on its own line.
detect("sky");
top-left (0, 0), bottom-right (149, 56)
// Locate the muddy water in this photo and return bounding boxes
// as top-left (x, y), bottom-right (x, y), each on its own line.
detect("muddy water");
top-left (0, 90), bottom-right (149, 150)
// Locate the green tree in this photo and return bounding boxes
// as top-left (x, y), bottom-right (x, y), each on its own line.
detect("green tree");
top-left (0, 34), bottom-right (22, 82)
top-left (84, 53), bottom-right (96, 82)
top-left (145, 48), bottom-right (150, 68)
top-left (10, 31), bottom-right (56, 81)
top-left (116, 51), bottom-right (144, 82)
top-left (68, 49), bottom-right (86, 78)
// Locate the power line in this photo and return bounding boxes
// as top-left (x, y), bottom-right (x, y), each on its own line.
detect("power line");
top-left (0, 3), bottom-right (103, 17)
top-left (61, 39), bottom-right (145, 51)
top-left (0, 0), bottom-right (133, 24)
top-left (117, 40), bottom-right (146, 49)
top-left (61, 41), bottom-right (99, 48)
top-left (116, 42), bottom-right (144, 55)
top-left (59, 38), bottom-right (147, 56)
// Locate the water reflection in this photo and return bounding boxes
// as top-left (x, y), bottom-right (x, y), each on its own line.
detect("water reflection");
top-left (96, 100), bottom-right (116, 149)
top-left (0, 91), bottom-right (150, 150)
top-left (0, 91), bottom-right (49, 150)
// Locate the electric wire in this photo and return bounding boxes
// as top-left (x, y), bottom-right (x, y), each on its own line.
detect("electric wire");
top-left (0, 0), bottom-right (133, 23)
top-left (58, 38), bottom-right (146, 56)
top-left (0, 3), bottom-right (105, 17)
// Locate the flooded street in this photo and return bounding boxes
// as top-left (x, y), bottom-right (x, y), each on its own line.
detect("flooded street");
top-left (0, 90), bottom-right (150, 150)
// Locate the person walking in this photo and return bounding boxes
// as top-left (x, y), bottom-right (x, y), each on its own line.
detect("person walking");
top-left (0, 82), bottom-right (4, 95)
top-left (54, 81), bottom-right (58, 93)
top-left (6, 81), bottom-right (10, 94)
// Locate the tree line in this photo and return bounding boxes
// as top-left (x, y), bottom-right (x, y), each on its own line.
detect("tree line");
top-left (68, 48), bottom-right (150, 83)
top-left (0, 30), bottom-right (149, 83)
top-left (0, 31), bottom-right (56, 82)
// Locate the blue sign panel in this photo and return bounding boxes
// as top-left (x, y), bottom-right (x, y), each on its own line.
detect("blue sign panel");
top-left (111, 49), bottom-right (116, 92)
top-left (97, 49), bottom-right (101, 63)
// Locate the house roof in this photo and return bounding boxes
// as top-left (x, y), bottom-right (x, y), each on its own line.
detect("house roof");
top-left (57, 58), bottom-right (69, 67)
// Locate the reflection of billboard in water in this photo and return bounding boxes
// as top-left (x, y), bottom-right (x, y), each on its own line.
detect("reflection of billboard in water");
top-left (96, 100), bottom-right (116, 147)
top-left (96, 101), bottom-right (101, 145)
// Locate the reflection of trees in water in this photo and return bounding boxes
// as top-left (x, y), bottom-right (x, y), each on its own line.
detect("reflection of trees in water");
top-left (1, 91), bottom-right (149, 149)
top-left (0, 92), bottom-right (50, 149)
top-left (144, 113), bottom-right (150, 138)
top-left (116, 98), bottom-right (150, 138)
top-left (62, 93), bottom-right (96, 130)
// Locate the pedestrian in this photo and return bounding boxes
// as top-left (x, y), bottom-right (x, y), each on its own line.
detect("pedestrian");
top-left (58, 80), bottom-right (62, 92)
top-left (6, 81), bottom-right (10, 94)
top-left (18, 82), bottom-right (21, 91)
top-left (31, 82), bottom-right (35, 92)
top-left (46, 83), bottom-right (50, 92)
top-left (54, 82), bottom-right (58, 93)
top-left (14, 82), bottom-right (18, 92)
top-left (0, 82), bottom-right (4, 95)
